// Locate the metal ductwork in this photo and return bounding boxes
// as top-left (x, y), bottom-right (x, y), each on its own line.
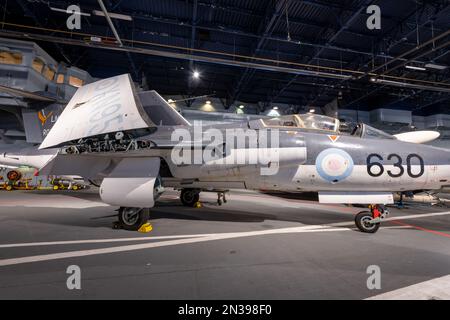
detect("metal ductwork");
top-left (369, 109), bottom-right (412, 126)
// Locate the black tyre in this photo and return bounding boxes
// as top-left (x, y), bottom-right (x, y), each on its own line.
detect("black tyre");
top-left (7, 170), bottom-right (21, 182)
top-left (118, 207), bottom-right (150, 231)
top-left (180, 189), bottom-right (200, 207)
top-left (355, 211), bottom-right (380, 233)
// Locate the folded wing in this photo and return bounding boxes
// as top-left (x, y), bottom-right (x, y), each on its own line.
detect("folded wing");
top-left (39, 74), bottom-right (154, 149)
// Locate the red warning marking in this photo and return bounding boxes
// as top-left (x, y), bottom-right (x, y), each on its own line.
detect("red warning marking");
top-left (328, 135), bottom-right (340, 143)
top-left (392, 221), bottom-right (450, 239)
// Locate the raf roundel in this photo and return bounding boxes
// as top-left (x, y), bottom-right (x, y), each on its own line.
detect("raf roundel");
top-left (315, 148), bottom-right (354, 183)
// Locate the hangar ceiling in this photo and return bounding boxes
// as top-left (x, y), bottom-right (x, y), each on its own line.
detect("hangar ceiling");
top-left (0, 0), bottom-right (449, 118)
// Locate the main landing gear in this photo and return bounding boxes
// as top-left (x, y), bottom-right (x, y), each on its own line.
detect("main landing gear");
top-left (180, 188), bottom-right (200, 207)
top-left (217, 191), bottom-right (227, 206)
top-left (115, 207), bottom-right (150, 231)
top-left (354, 204), bottom-right (389, 233)
top-left (180, 188), bottom-right (229, 206)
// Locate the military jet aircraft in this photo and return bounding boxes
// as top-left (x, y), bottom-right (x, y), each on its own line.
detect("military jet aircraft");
top-left (3, 74), bottom-right (450, 233)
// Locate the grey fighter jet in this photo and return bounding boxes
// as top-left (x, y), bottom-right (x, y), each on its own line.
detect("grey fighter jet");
top-left (5, 74), bottom-right (450, 233)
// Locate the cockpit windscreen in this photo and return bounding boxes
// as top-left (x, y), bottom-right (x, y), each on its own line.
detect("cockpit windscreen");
top-left (262, 114), bottom-right (339, 133)
top-left (261, 114), bottom-right (396, 140)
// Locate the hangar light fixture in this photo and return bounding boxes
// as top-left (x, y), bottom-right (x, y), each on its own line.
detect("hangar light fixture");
top-left (267, 109), bottom-right (280, 117)
top-left (371, 78), bottom-right (450, 93)
top-left (273, 106), bottom-right (279, 110)
top-left (309, 109), bottom-right (316, 113)
top-left (92, 10), bottom-right (132, 21)
top-left (50, 6), bottom-right (91, 16)
top-left (405, 65), bottom-right (426, 71)
top-left (192, 71), bottom-right (200, 79)
top-left (424, 63), bottom-right (447, 70)
top-left (205, 100), bottom-right (211, 105)
top-left (238, 105), bottom-right (245, 109)
top-left (167, 99), bottom-right (174, 103)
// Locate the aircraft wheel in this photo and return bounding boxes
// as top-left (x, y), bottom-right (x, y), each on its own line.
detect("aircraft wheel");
top-left (72, 185), bottom-right (79, 191)
top-left (5, 185), bottom-right (13, 191)
top-left (180, 189), bottom-right (200, 207)
top-left (118, 207), bottom-right (150, 231)
top-left (355, 211), bottom-right (380, 233)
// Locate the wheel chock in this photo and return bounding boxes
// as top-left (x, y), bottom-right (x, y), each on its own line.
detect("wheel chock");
top-left (194, 201), bottom-right (202, 208)
top-left (138, 223), bottom-right (153, 233)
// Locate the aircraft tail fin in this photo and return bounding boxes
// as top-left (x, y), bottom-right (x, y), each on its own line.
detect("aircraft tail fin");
top-left (22, 104), bottom-right (65, 144)
top-left (138, 90), bottom-right (191, 126)
top-left (39, 74), bottom-right (155, 149)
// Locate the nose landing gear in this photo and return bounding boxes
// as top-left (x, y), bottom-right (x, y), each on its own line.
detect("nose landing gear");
top-left (354, 204), bottom-right (389, 233)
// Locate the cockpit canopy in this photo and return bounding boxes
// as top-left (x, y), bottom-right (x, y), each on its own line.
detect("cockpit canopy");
top-left (257, 114), bottom-right (395, 139)
top-left (261, 114), bottom-right (340, 132)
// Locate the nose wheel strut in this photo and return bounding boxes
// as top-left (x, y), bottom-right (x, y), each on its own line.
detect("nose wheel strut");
top-left (354, 204), bottom-right (389, 233)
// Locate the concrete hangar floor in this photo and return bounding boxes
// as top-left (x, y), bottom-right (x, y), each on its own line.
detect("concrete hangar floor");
top-left (0, 188), bottom-right (449, 299)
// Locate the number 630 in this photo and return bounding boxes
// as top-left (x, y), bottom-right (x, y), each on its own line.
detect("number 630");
top-left (366, 153), bottom-right (424, 178)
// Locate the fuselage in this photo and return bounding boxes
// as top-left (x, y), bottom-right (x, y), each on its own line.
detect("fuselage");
top-left (1, 120), bottom-right (449, 195)
top-left (154, 122), bottom-right (450, 194)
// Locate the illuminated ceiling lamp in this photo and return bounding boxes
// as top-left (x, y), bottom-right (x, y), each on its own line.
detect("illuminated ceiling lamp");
top-left (424, 63), bottom-right (447, 70)
top-left (405, 65), bottom-right (426, 71)
top-left (267, 108), bottom-right (280, 117)
top-left (236, 105), bottom-right (245, 114)
top-left (92, 10), bottom-right (132, 21)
